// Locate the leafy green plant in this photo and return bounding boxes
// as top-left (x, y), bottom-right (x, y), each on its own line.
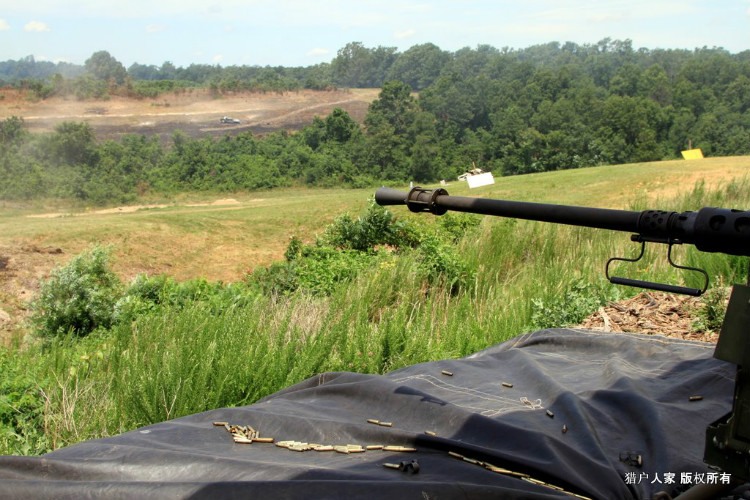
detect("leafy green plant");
top-left (437, 212), bottom-right (483, 243)
top-left (416, 235), bottom-right (475, 294)
top-left (321, 201), bottom-right (419, 251)
top-left (32, 245), bottom-right (123, 337)
top-left (692, 280), bottom-right (729, 333)
top-left (530, 280), bottom-right (607, 330)
top-left (0, 351), bottom-right (49, 455)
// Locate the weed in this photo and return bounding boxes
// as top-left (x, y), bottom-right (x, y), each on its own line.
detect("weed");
top-left (32, 245), bottom-right (123, 337)
top-left (530, 280), bottom-right (608, 330)
top-left (692, 279), bottom-right (729, 333)
top-left (0, 351), bottom-right (50, 455)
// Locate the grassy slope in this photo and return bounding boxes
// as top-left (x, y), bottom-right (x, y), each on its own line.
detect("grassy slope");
top-left (2, 156), bottom-right (749, 454)
top-left (1, 155), bottom-right (747, 282)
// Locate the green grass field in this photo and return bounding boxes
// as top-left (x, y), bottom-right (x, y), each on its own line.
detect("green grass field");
top-left (1, 155), bottom-right (749, 456)
top-left (1, 155), bottom-right (747, 284)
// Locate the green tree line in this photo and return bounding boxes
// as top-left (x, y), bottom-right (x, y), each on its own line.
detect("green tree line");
top-left (1, 39), bottom-right (748, 202)
top-left (3, 39), bottom-right (748, 96)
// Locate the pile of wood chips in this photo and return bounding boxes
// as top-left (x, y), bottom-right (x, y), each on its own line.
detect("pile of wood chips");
top-left (578, 291), bottom-right (720, 343)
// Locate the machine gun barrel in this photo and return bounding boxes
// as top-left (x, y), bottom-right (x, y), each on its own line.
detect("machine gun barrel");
top-left (375, 187), bottom-right (750, 257)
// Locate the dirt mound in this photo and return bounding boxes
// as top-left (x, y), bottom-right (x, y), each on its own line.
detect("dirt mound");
top-left (186, 198), bottom-right (241, 207)
top-left (579, 291), bottom-right (720, 343)
top-left (0, 88), bottom-right (380, 142)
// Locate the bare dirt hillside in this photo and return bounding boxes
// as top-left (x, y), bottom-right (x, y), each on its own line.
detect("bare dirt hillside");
top-left (0, 88), bottom-right (380, 141)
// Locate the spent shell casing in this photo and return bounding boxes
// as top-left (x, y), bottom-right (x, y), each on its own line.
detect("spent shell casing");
top-left (689, 395), bottom-right (703, 402)
top-left (424, 430), bottom-right (437, 437)
top-left (333, 446), bottom-right (350, 454)
top-left (448, 451), bottom-right (464, 459)
top-left (366, 445), bottom-right (384, 450)
top-left (383, 446), bottom-right (417, 452)
top-left (213, 421), bottom-right (229, 426)
top-left (378, 421), bottom-right (393, 427)
top-left (314, 445), bottom-right (334, 452)
top-left (485, 464), bottom-right (529, 478)
top-left (383, 463), bottom-right (401, 469)
top-left (546, 409), bottom-right (555, 418)
top-left (524, 477), bottom-right (548, 486)
top-left (253, 437), bottom-right (274, 443)
top-left (367, 418), bottom-right (380, 425)
top-left (501, 382), bottom-right (513, 388)
top-left (233, 437), bottom-right (253, 444)
top-left (562, 424), bottom-right (568, 434)
top-left (441, 370), bottom-right (453, 376)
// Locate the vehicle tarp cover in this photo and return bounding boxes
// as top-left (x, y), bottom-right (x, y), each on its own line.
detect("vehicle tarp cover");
top-left (0, 329), bottom-right (738, 499)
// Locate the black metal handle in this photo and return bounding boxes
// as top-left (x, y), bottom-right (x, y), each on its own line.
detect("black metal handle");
top-left (608, 277), bottom-right (704, 297)
top-left (605, 240), bottom-right (709, 296)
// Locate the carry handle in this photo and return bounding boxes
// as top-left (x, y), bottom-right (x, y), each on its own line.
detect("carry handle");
top-left (606, 238), bottom-right (709, 297)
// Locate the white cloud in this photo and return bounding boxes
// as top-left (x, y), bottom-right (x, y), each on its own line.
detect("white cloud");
top-left (306, 47), bottom-right (329, 57)
top-left (394, 28), bottom-right (416, 39)
top-left (0, 19), bottom-right (10, 30)
top-left (213, 54), bottom-right (223, 63)
top-left (146, 24), bottom-right (166, 33)
top-left (24, 20), bottom-right (50, 32)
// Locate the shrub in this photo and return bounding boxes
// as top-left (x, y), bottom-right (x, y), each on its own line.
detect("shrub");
top-left (32, 245), bottom-right (122, 337)
top-left (321, 201), bottom-right (419, 251)
top-left (250, 246), bottom-right (376, 296)
top-left (115, 274), bottom-right (257, 321)
top-left (416, 236), bottom-right (475, 294)
top-left (437, 212), bottom-right (483, 243)
top-left (530, 280), bottom-right (605, 330)
top-left (692, 279), bottom-right (729, 333)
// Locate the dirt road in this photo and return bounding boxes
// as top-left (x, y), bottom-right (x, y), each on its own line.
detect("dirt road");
top-left (0, 88), bottom-right (380, 141)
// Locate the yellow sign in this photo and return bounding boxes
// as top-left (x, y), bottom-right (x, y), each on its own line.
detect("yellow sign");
top-left (681, 149), bottom-right (704, 160)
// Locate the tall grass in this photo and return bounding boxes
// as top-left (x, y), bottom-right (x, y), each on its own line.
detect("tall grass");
top-left (4, 178), bottom-right (749, 454)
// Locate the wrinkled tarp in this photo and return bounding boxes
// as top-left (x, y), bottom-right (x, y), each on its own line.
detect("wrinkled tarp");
top-left (0, 329), bottom-right (737, 500)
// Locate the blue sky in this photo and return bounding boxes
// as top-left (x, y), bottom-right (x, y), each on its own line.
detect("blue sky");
top-left (1, 0), bottom-right (748, 68)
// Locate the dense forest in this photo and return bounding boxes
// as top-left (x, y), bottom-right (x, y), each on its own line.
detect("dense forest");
top-left (1, 39), bottom-right (748, 203)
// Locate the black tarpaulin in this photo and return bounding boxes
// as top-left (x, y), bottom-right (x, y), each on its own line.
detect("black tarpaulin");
top-left (0, 329), bottom-right (737, 500)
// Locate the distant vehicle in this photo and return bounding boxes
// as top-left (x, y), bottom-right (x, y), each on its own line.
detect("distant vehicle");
top-left (220, 116), bottom-right (241, 124)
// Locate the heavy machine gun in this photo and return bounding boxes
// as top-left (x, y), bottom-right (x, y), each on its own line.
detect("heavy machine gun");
top-left (376, 186), bottom-right (750, 498)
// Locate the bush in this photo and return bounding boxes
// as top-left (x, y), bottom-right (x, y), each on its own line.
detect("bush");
top-left (250, 246), bottom-right (376, 296)
top-left (115, 274), bottom-right (257, 322)
top-left (32, 245), bottom-right (123, 337)
top-left (416, 236), bottom-right (475, 294)
top-left (692, 280), bottom-right (729, 333)
top-left (251, 202), bottom-right (419, 296)
top-left (321, 201), bottom-right (419, 251)
top-left (437, 212), bottom-right (483, 243)
top-left (530, 280), bottom-right (605, 330)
